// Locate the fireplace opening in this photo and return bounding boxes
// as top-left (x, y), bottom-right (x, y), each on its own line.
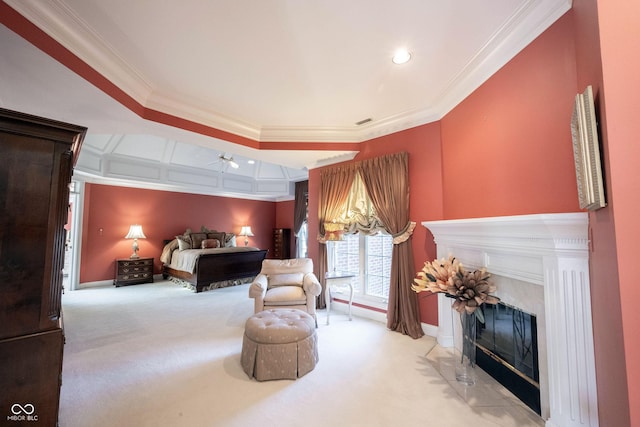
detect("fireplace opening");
top-left (475, 302), bottom-right (540, 415)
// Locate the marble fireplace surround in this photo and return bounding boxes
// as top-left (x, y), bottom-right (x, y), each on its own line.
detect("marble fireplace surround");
top-left (422, 213), bottom-right (599, 427)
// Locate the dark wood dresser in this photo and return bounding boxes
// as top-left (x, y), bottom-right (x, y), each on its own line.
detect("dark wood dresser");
top-left (273, 228), bottom-right (291, 259)
top-left (0, 108), bottom-right (85, 426)
top-left (114, 258), bottom-right (154, 287)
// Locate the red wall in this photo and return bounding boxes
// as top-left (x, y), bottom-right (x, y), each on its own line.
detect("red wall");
top-left (573, 0), bottom-right (640, 424)
top-left (314, 10), bottom-right (639, 424)
top-left (441, 12), bottom-right (580, 218)
top-left (598, 0), bottom-right (640, 422)
top-left (80, 184), bottom-right (277, 283)
top-left (309, 13), bottom-right (581, 326)
top-left (571, 2), bottom-right (628, 425)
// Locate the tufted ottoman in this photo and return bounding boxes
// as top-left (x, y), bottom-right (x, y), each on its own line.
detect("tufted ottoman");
top-left (241, 309), bottom-right (318, 381)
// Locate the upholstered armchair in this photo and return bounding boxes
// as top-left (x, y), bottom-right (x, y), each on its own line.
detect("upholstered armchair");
top-left (249, 258), bottom-right (322, 325)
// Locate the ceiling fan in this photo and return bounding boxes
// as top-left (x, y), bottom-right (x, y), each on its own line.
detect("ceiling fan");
top-left (208, 154), bottom-right (239, 171)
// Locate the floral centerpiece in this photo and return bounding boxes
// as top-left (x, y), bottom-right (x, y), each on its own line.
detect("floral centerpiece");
top-left (413, 255), bottom-right (500, 385)
top-left (412, 255), bottom-right (499, 323)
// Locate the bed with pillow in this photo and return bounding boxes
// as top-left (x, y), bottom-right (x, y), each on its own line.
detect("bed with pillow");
top-left (161, 227), bottom-right (268, 293)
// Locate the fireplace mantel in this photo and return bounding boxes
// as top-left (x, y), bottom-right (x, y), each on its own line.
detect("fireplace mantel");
top-left (422, 213), bottom-right (598, 427)
top-left (422, 213), bottom-right (589, 285)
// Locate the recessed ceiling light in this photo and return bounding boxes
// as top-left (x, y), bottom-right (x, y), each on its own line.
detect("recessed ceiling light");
top-left (392, 49), bottom-right (411, 65)
top-left (248, 160), bottom-right (255, 164)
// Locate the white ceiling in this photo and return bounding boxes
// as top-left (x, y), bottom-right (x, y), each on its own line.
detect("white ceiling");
top-left (0, 0), bottom-right (571, 199)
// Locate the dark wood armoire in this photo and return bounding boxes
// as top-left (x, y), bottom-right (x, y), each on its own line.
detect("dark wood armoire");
top-left (0, 108), bottom-right (85, 425)
top-left (273, 228), bottom-right (291, 259)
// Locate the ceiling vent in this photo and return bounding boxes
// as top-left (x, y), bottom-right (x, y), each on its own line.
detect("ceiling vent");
top-left (355, 118), bottom-right (372, 126)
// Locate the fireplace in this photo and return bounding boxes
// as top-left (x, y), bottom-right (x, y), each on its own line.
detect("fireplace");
top-left (422, 213), bottom-right (598, 427)
top-left (475, 302), bottom-right (540, 415)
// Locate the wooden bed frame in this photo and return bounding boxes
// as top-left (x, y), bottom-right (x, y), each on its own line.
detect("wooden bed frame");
top-left (162, 249), bottom-right (268, 293)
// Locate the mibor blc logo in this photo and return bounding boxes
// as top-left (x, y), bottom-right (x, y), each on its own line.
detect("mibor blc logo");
top-left (7, 403), bottom-right (38, 422)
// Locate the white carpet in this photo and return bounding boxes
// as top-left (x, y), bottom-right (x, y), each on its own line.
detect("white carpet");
top-left (60, 281), bottom-right (543, 427)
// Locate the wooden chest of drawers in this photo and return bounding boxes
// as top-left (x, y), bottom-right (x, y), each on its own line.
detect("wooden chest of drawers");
top-left (273, 228), bottom-right (291, 259)
top-left (114, 257), bottom-right (154, 287)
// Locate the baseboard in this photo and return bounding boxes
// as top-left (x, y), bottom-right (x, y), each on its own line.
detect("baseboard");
top-left (77, 280), bottom-right (112, 289)
top-left (421, 322), bottom-right (438, 338)
top-left (78, 274), bottom-right (166, 290)
top-left (327, 300), bottom-right (439, 338)
top-left (326, 300), bottom-right (387, 324)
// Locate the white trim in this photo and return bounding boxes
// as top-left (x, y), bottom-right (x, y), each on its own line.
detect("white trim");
top-left (4, 0), bottom-right (571, 143)
top-left (77, 280), bottom-right (113, 289)
top-left (421, 322), bottom-right (438, 338)
top-left (67, 181), bottom-right (83, 291)
top-left (325, 300), bottom-right (387, 325)
top-left (328, 300), bottom-right (439, 339)
top-left (351, 305), bottom-right (386, 324)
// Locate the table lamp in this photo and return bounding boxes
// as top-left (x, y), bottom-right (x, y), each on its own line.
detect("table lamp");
top-left (125, 224), bottom-right (146, 259)
top-left (239, 226), bottom-right (254, 246)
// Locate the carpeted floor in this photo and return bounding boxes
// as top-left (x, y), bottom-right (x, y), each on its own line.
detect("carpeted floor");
top-left (59, 281), bottom-right (543, 427)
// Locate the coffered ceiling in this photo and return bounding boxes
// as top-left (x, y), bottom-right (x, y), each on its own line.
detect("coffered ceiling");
top-left (0, 0), bottom-right (571, 200)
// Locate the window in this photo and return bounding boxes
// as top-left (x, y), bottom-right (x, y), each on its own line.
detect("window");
top-left (333, 232), bottom-right (393, 304)
top-left (295, 182), bottom-right (309, 258)
top-left (297, 222), bottom-right (308, 258)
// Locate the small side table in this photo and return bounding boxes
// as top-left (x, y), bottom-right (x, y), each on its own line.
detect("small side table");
top-left (325, 271), bottom-right (356, 325)
top-left (114, 257), bottom-right (154, 287)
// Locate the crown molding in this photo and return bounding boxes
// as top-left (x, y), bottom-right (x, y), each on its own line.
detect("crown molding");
top-left (5, 0), bottom-right (571, 143)
top-left (431, 0), bottom-right (572, 119)
top-left (144, 91), bottom-right (264, 141)
top-left (304, 152), bottom-right (358, 169)
top-left (4, 0), bottom-right (154, 104)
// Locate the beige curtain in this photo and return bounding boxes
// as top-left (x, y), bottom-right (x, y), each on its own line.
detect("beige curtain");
top-left (358, 152), bottom-right (423, 338)
top-left (317, 164), bottom-right (356, 309)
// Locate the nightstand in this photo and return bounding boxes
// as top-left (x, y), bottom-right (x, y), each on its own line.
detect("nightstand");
top-left (114, 257), bottom-right (154, 287)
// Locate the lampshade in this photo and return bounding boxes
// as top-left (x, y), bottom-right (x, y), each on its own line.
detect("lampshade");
top-left (239, 226), bottom-right (254, 246)
top-left (239, 226), bottom-right (254, 237)
top-left (324, 222), bottom-right (345, 241)
top-left (125, 224), bottom-right (146, 259)
top-left (125, 224), bottom-right (146, 240)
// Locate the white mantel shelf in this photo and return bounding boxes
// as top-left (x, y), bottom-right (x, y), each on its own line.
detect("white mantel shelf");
top-left (422, 213), bottom-right (598, 427)
top-left (423, 213), bottom-right (589, 285)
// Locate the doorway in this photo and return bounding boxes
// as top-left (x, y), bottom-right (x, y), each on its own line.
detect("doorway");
top-left (63, 181), bottom-right (84, 291)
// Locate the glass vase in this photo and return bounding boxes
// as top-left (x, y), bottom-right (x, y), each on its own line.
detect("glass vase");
top-left (454, 310), bottom-right (477, 385)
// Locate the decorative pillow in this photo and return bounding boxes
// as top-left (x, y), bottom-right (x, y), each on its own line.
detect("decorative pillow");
top-left (206, 231), bottom-right (226, 243)
top-left (176, 235), bottom-right (191, 251)
top-left (160, 239), bottom-right (179, 263)
top-left (225, 233), bottom-right (236, 247)
top-left (189, 232), bottom-right (207, 249)
top-left (268, 273), bottom-right (304, 287)
top-left (201, 238), bottom-right (220, 249)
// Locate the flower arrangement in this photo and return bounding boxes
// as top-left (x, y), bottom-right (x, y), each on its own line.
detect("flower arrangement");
top-left (412, 255), bottom-right (499, 322)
